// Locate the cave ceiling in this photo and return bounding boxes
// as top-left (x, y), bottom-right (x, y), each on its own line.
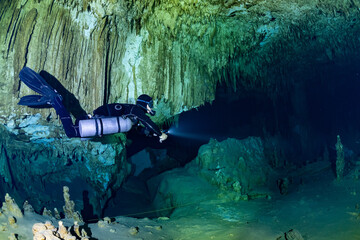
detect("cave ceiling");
top-left (0, 0), bottom-right (359, 122)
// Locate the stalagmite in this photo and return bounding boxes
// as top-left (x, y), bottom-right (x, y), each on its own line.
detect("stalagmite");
top-left (42, 208), bottom-right (52, 217)
top-left (54, 208), bottom-right (61, 220)
top-left (2, 194), bottom-right (23, 219)
top-left (335, 135), bottom-right (345, 180)
top-left (23, 201), bottom-right (34, 213)
top-left (63, 186), bottom-right (83, 223)
top-left (73, 221), bottom-right (81, 238)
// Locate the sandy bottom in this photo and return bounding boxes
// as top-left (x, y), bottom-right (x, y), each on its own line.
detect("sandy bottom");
top-left (1, 165), bottom-right (360, 240)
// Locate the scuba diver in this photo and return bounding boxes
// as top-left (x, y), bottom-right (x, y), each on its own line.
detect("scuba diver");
top-left (17, 67), bottom-right (168, 142)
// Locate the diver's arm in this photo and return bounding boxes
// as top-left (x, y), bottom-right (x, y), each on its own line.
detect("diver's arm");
top-left (134, 109), bottom-right (163, 137)
top-left (139, 115), bottom-right (162, 136)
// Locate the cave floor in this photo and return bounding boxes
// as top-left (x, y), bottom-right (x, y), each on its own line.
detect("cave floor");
top-left (92, 165), bottom-right (360, 240)
top-left (1, 165), bottom-right (360, 239)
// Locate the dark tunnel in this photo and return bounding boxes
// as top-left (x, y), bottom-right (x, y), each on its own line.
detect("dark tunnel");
top-left (106, 56), bottom-right (360, 219)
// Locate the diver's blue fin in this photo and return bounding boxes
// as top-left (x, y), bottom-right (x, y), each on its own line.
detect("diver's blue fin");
top-left (18, 67), bottom-right (80, 138)
top-left (18, 95), bottom-right (52, 108)
top-left (19, 67), bottom-right (59, 97)
top-left (18, 67), bottom-right (62, 108)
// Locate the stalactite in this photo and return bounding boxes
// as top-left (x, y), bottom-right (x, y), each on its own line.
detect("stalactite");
top-left (0, 0), bottom-right (359, 121)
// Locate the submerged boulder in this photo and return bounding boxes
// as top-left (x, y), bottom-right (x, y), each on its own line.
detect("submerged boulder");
top-left (148, 137), bottom-right (274, 216)
top-left (194, 137), bottom-right (272, 196)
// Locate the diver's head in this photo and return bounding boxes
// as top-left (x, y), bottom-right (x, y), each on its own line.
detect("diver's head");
top-left (136, 94), bottom-right (156, 116)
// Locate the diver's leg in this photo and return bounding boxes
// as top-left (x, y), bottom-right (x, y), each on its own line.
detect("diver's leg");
top-left (51, 95), bottom-right (80, 138)
top-left (19, 67), bottom-right (81, 138)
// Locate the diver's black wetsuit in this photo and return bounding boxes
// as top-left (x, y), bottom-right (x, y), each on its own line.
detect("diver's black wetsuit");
top-left (18, 67), bottom-right (161, 139)
top-left (92, 103), bottom-right (162, 136)
top-left (56, 102), bottom-right (162, 138)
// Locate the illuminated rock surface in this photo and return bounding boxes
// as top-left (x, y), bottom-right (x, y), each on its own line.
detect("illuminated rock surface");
top-left (148, 137), bottom-right (273, 216)
top-left (0, 0), bottom-right (359, 118)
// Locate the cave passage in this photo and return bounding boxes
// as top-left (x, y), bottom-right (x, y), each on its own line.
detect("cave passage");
top-left (126, 84), bottom-right (277, 165)
top-left (107, 57), bottom-right (360, 220)
top-left (105, 85), bottom-right (278, 218)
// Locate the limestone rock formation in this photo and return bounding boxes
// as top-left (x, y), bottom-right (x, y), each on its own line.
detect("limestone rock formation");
top-left (2, 193), bottom-right (23, 219)
top-left (148, 137), bottom-right (273, 216)
top-left (63, 186), bottom-right (83, 223)
top-left (0, 193), bottom-right (22, 236)
top-left (0, 0), bottom-right (131, 118)
top-left (277, 229), bottom-right (304, 240)
top-left (0, 0), bottom-right (359, 124)
top-left (335, 135), bottom-right (345, 180)
top-left (194, 137), bottom-right (271, 197)
top-left (23, 201), bottom-right (35, 213)
top-left (32, 221), bottom-right (83, 240)
top-left (0, 123), bottom-right (130, 217)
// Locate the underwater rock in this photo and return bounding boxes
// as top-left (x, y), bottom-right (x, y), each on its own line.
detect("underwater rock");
top-left (2, 194), bottom-right (23, 219)
top-left (0, 125), bottom-right (130, 217)
top-left (195, 137), bottom-right (272, 196)
top-left (73, 221), bottom-right (82, 238)
top-left (8, 233), bottom-right (18, 240)
top-left (277, 177), bottom-right (290, 195)
top-left (32, 222), bottom-right (58, 240)
top-left (128, 226), bottom-right (139, 236)
top-left (97, 220), bottom-right (107, 228)
top-left (44, 221), bottom-right (56, 232)
top-left (63, 186), bottom-right (83, 223)
top-left (97, 217), bottom-right (112, 228)
top-left (8, 216), bottom-right (17, 228)
top-left (148, 137), bottom-right (274, 217)
top-left (81, 228), bottom-right (90, 240)
top-left (57, 221), bottom-right (69, 239)
top-left (32, 223), bottom-right (47, 233)
top-left (335, 135), bottom-right (345, 180)
top-left (103, 217), bottom-right (112, 224)
top-left (23, 201), bottom-right (34, 214)
top-left (53, 208), bottom-right (61, 220)
top-left (276, 229), bottom-right (304, 240)
top-left (32, 221), bottom-right (78, 240)
top-left (42, 208), bottom-right (52, 218)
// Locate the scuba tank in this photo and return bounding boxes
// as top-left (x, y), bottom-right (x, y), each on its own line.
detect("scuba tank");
top-left (78, 117), bottom-right (133, 138)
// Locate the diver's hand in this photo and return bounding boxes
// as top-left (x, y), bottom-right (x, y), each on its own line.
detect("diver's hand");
top-left (159, 133), bottom-right (168, 143)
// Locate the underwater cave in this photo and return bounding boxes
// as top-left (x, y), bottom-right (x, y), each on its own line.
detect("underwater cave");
top-left (1, 0), bottom-right (360, 239)
top-left (105, 57), bottom-right (360, 221)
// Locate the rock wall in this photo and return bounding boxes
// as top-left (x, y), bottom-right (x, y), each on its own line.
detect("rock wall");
top-left (0, 119), bottom-right (130, 217)
top-left (0, 0), bottom-right (130, 119)
top-left (1, 0), bottom-right (359, 121)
